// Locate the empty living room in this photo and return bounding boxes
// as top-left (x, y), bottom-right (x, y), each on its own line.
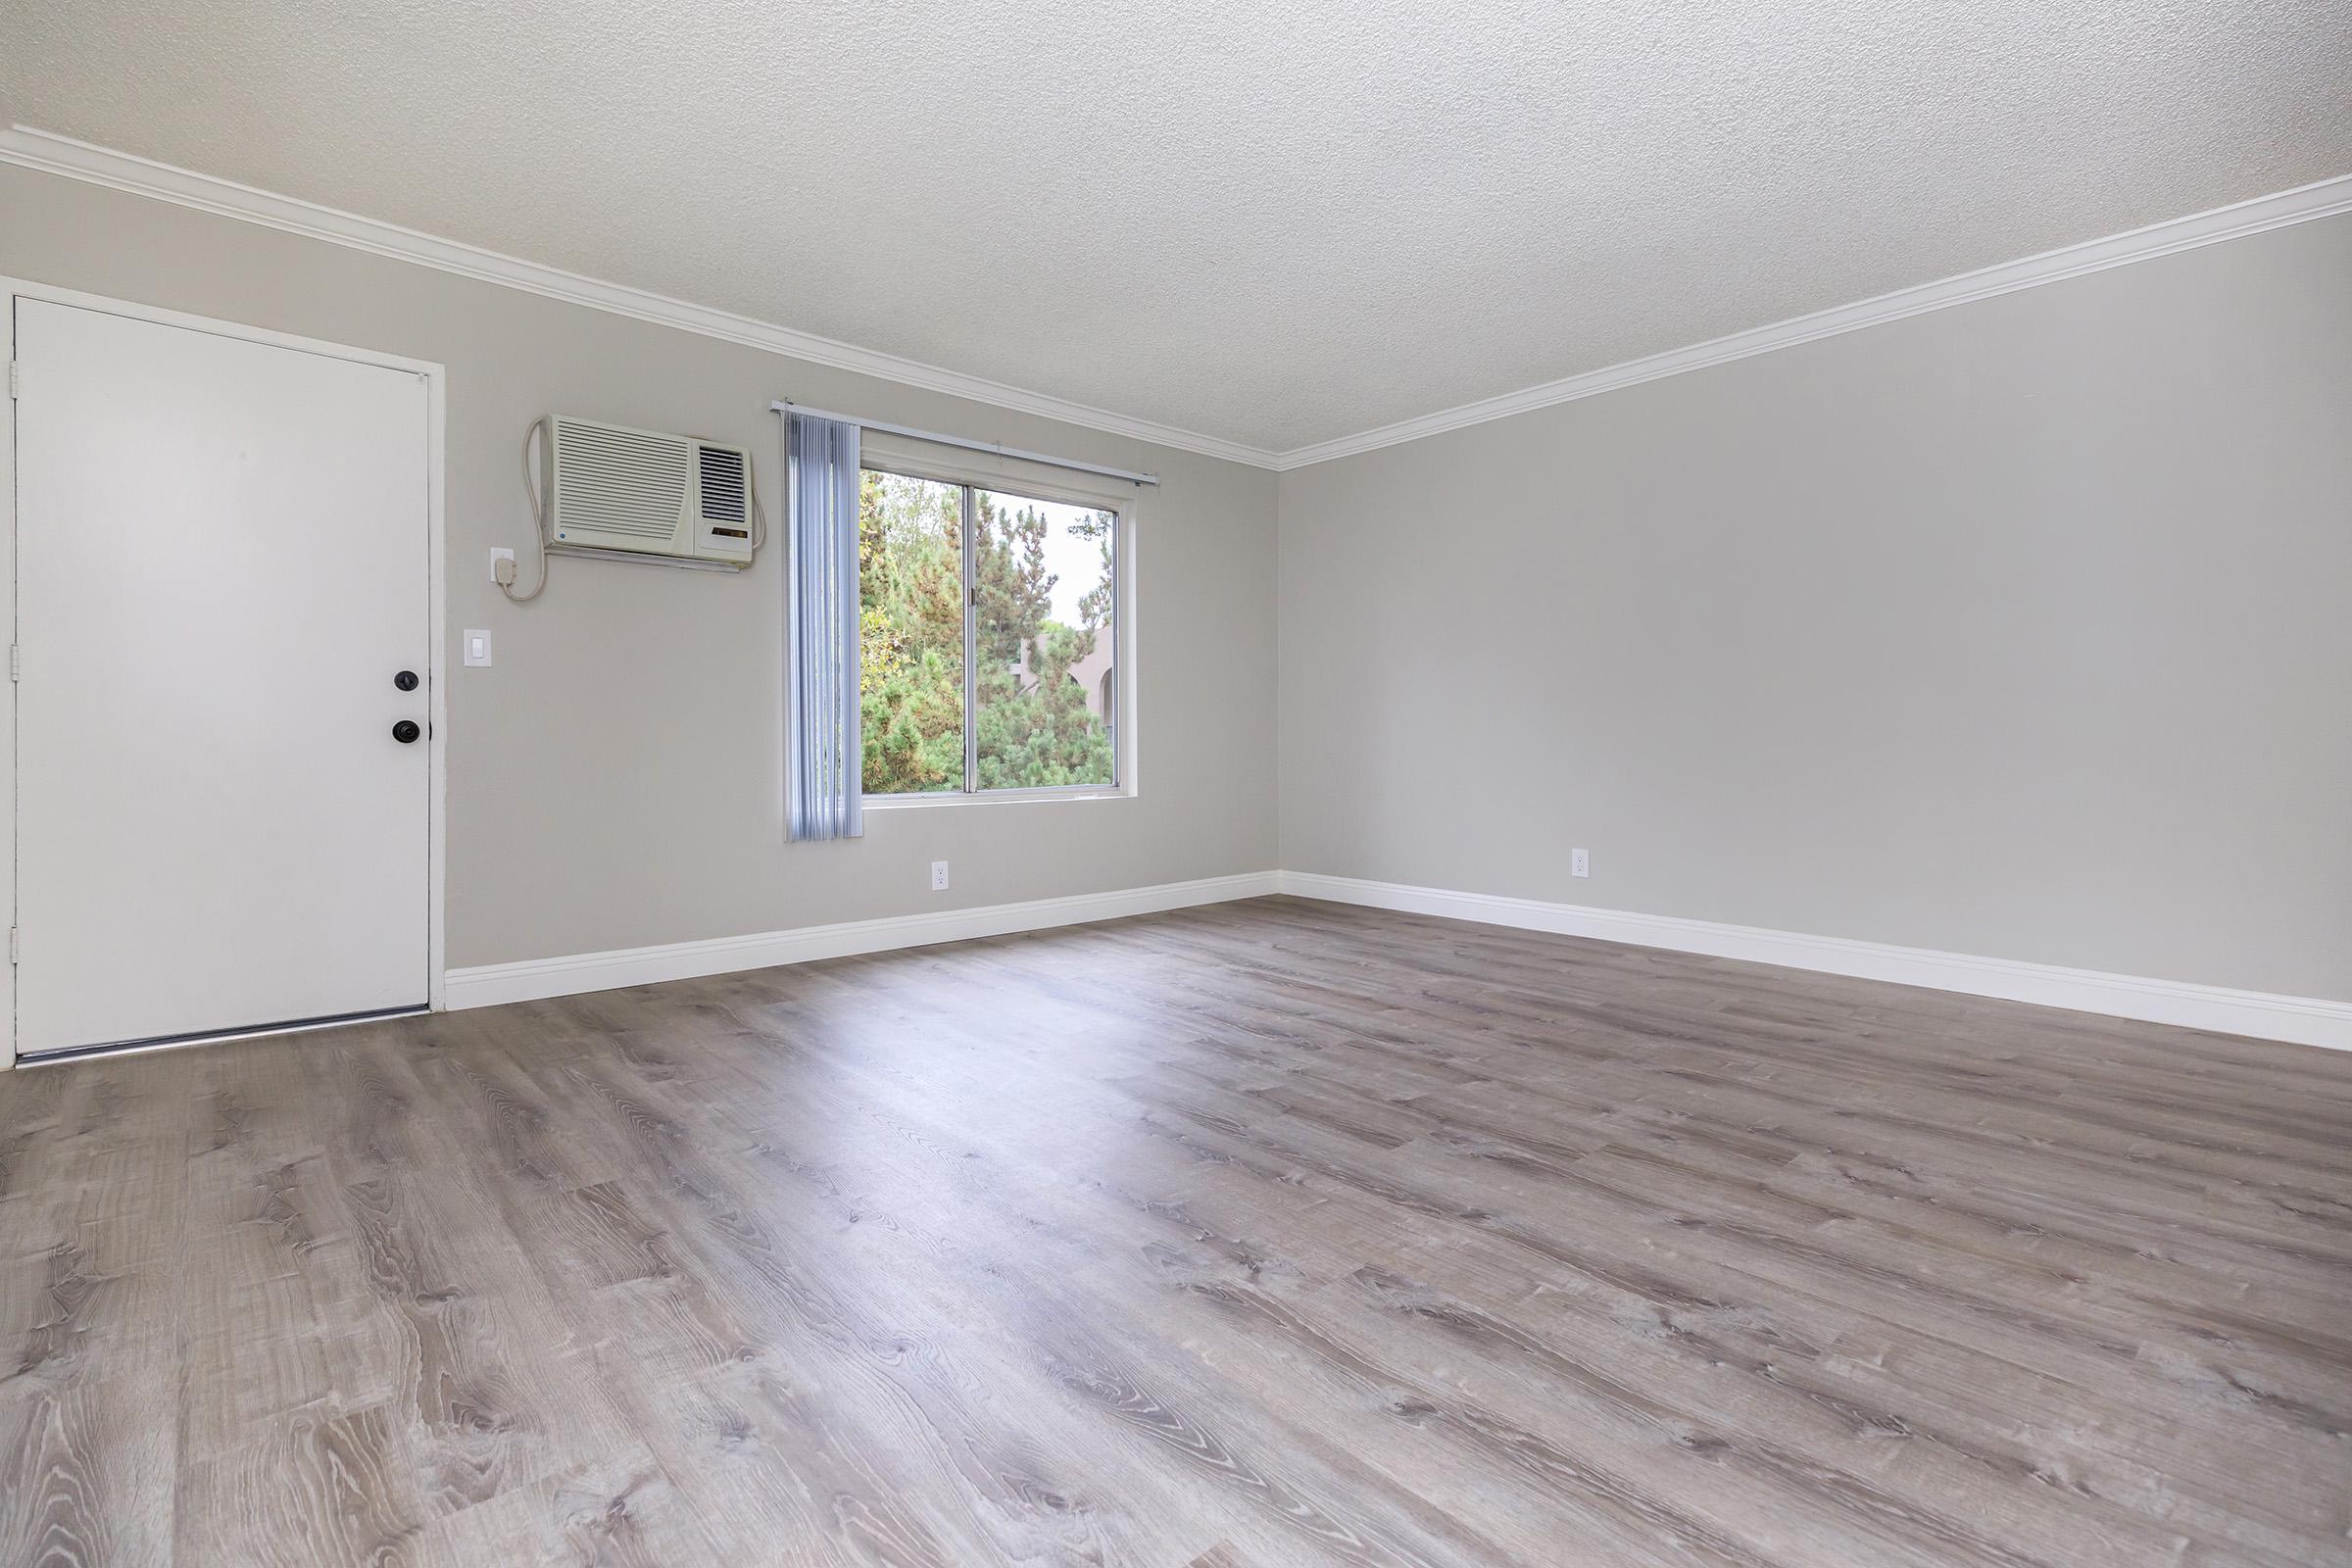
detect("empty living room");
top-left (1, 3), bottom-right (2347, 1564)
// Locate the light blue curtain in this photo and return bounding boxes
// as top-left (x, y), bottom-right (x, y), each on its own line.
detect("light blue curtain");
top-left (785, 413), bottom-right (863, 841)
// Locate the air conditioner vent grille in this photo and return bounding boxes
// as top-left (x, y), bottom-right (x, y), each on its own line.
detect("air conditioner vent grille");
top-left (699, 445), bottom-right (747, 524)
top-left (555, 421), bottom-right (691, 539)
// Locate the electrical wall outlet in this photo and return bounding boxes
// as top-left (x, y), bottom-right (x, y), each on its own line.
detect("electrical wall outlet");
top-left (489, 547), bottom-right (515, 583)
top-left (930, 860), bottom-right (951, 892)
top-left (1572, 847), bottom-right (1591, 878)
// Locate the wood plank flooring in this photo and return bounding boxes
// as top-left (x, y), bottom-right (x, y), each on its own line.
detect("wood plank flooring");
top-left (2, 896), bottom-right (2348, 1566)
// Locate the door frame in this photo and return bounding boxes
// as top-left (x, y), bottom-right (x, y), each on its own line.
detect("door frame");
top-left (1, 277), bottom-right (448, 1069)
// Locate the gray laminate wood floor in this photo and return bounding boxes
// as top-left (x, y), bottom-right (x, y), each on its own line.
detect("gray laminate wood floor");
top-left (2, 896), bottom-right (2348, 1567)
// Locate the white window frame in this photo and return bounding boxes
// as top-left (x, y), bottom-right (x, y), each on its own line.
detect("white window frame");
top-left (858, 436), bottom-right (1137, 809)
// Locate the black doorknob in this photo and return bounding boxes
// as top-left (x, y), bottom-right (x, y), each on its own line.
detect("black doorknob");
top-left (392, 719), bottom-right (421, 744)
top-left (393, 669), bottom-right (419, 691)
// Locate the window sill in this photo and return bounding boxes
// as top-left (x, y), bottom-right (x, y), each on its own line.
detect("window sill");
top-left (863, 787), bottom-right (1132, 811)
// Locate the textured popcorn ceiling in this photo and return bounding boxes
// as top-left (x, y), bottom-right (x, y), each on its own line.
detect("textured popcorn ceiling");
top-left (6, 1), bottom-right (2348, 452)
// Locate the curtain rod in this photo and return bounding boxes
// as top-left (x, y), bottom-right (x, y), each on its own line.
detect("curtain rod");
top-left (770, 400), bottom-right (1158, 487)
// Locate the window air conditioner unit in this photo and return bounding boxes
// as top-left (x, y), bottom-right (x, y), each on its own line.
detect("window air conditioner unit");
top-left (544, 416), bottom-right (756, 567)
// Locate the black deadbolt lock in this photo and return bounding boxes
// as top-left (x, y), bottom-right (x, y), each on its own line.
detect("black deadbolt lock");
top-left (392, 719), bottom-right (421, 744)
top-left (394, 669), bottom-right (419, 691)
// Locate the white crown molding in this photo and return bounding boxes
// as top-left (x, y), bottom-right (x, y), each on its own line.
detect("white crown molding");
top-left (1272, 172), bottom-right (2352, 469)
top-left (445, 871), bottom-right (1280, 1009)
top-left (11, 124), bottom-right (2344, 481)
top-left (0, 124), bottom-right (1283, 471)
top-left (1279, 872), bottom-right (2352, 1054)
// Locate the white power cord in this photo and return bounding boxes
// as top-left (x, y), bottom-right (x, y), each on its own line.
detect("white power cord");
top-left (499, 416), bottom-right (553, 603)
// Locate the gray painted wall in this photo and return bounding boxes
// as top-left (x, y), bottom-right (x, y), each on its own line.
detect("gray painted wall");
top-left (8, 163), bottom-right (2345, 1004)
top-left (0, 165), bottom-right (1281, 968)
top-left (1278, 213), bottom-right (2352, 1002)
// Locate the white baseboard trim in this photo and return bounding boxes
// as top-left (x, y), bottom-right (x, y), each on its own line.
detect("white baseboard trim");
top-left (443, 865), bottom-right (2351, 1053)
top-left (1278, 872), bottom-right (2352, 1053)
top-left (443, 871), bottom-right (1281, 1010)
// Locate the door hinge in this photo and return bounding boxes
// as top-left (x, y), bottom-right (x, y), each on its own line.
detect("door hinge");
top-left (8, 929), bottom-right (17, 965)
top-left (8, 644), bottom-right (16, 681)
top-left (7, 360), bottom-right (18, 399)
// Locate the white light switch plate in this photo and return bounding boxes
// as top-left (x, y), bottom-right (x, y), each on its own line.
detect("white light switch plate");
top-left (464, 629), bottom-right (493, 667)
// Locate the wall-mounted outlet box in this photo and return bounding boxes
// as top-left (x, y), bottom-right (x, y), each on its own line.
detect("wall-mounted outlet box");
top-left (930, 860), bottom-right (951, 892)
top-left (489, 547), bottom-right (515, 583)
top-left (1572, 848), bottom-right (1591, 878)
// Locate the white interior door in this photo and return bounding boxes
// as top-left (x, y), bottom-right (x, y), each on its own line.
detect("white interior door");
top-left (12, 297), bottom-right (430, 1057)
